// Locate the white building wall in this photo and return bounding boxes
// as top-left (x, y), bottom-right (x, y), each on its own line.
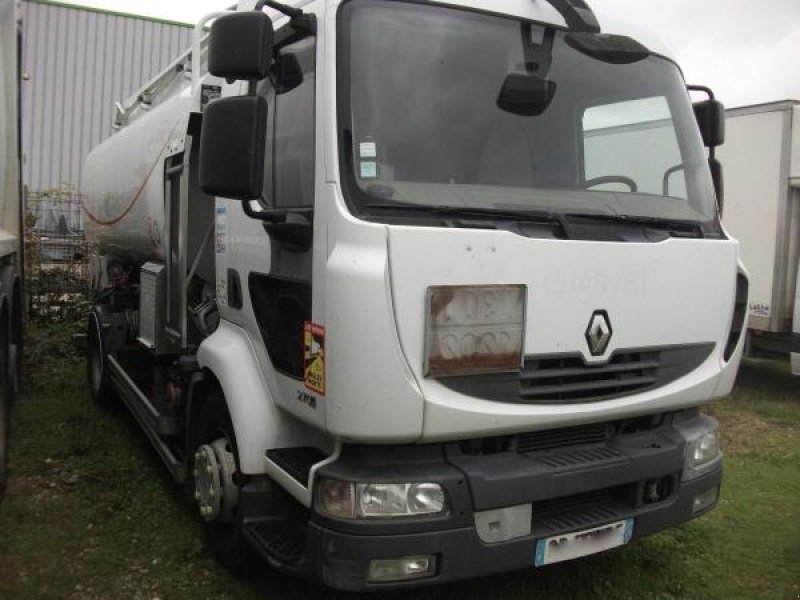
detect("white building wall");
top-left (19, 0), bottom-right (192, 193)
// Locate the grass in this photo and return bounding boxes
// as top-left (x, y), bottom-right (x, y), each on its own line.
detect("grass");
top-left (0, 326), bottom-right (798, 600)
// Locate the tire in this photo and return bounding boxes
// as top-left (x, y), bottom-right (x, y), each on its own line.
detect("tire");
top-left (0, 383), bottom-right (8, 499)
top-left (87, 310), bottom-right (115, 407)
top-left (190, 392), bottom-right (257, 574)
top-left (0, 319), bottom-right (10, 498)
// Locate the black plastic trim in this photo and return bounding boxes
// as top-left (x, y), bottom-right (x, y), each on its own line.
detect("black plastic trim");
top-left (239, 412), bottom-right (722, 590)
top-left (226, 269), bottom-right (243, 309)
top-left (724, 273), bottom-right (748, 361)
top-left (312, 444), bottom-right (473, 536)
top-left (447, 420), bottom-right (686, 510)
top-left (439, 343), bottom-right (715, 404)
top-left (303, 467), bottom-right (722, 591)
top-left (248, 273), bottom-right (310, 379)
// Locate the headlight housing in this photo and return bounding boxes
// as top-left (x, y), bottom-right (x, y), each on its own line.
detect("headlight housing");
top-left (317, 479), bottom-right (447, 519)
top-left (677, 415), bottom-right (722, 481)
top-left (424, 284), bottom-right (526, 377)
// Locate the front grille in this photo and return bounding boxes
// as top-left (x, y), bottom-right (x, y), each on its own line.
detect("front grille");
top-left (516, 422), bottom-right (612, 454)
top-left (536, 447), bottom-right (625, 468)
top-left (438, 343), bottom-right (714, 405)
top-left (521, 350), bottom-right (659, 403)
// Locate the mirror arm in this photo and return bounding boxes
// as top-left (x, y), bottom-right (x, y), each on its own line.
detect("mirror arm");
top-left (254, 0), bottom-right (303, 19)
top-left (254, 1), bottom-right (315, 34)
top-left (687, 84), bottom-right (715, 101)
top-left (545, 0), bottom-right (600, 33)
top-left (243, 199), bottom-right (287, 222)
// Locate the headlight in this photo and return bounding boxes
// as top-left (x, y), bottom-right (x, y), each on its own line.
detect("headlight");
top-left (692, 430), bottom-right (720, 464)
top-left (317, 479), bottom-right (447, 519)
top-left (678, 415), bottom-right (722, 481)
top-left (424, 284), bottom-right (526, 377)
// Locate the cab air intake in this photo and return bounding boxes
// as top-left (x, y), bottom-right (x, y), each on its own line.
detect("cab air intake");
top-left (724, 273), bottom-right (749, 361)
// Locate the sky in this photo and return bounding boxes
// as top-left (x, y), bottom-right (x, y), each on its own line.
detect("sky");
top-left (56, 0), bottom-right (800, 108)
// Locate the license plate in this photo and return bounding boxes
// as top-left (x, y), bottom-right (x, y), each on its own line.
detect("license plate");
top-left (535, 518), bottom-right (634, 567)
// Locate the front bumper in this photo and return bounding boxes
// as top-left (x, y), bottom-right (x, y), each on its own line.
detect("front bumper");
top-left (310, 469), bottom-right (721, 591)
top-left (246, 412), bottom-right (723, 591)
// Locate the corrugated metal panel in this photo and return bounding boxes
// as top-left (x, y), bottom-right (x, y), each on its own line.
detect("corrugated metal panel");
top-left (20, 0), bottom-right (192, 192)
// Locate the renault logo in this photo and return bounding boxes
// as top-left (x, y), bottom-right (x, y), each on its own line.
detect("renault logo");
top-left (585, 311), bottom-right (613, 356)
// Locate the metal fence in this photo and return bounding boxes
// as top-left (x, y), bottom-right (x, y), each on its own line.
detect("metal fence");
top-left (24, 187), bottom-right (91, 322)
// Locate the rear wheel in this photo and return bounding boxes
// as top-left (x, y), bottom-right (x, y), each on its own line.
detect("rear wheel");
top-left (0, 380), bottom-right (8, 498)
top-left (0, 316), bottom-right (10, 497)
top-left (87, 310), bottom-right (114, 406)
top-left (190, 392), bottom-right (257, 574)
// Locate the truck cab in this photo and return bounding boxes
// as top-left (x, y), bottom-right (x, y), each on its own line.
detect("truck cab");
top-left (83, 0), bottom-right (746, 590)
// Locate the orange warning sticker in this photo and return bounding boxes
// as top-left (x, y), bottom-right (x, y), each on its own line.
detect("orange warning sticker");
top-left (304, 322), bottom-right (325, 395)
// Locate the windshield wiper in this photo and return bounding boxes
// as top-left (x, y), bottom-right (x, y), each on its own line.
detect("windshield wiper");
top-left (364, 202), bottom-right (562, 225)
top-left (564, 213), bottom-right (705, 238)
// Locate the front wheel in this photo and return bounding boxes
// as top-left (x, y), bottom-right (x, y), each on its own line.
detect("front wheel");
top-left (190, 392), bottom-right (257, 574)
top-left (86, 310), bottom-right (115, 407)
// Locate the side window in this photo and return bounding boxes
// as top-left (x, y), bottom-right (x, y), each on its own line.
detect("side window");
top-left (582, 96), bottom-right (688, 199)
top-left (271, 36), bottom-right (316, 209)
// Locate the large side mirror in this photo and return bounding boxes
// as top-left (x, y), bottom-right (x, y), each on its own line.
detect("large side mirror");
top-left (200, 95), bottom-right (268, 200)
top-left (693, 99), bottom-right (725, 148)
top-left (208, 12), bottom-right (274, 81)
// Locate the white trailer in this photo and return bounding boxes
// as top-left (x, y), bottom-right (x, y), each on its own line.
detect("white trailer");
top-left (717, 100), bottom-right (800, 370)
top-left (0, 0), bottom-right (23, 497)
top-left (82, 0), bottom-right (745, 589)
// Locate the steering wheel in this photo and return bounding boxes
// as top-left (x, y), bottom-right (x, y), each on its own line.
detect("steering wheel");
top-left (584, 175), bottom-right (638, 192)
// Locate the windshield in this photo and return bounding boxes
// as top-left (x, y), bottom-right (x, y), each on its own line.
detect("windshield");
top-left (338, 0), bottom-right (719, 230)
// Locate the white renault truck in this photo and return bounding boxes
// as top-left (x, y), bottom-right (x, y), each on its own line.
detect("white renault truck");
top-left (82, 0), bottom-right (746, 590)
top-left (0, 0), bottom-right (23, 497)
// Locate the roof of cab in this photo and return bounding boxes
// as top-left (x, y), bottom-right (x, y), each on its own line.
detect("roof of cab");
top-left (237, 0), bottom-right (676, 61)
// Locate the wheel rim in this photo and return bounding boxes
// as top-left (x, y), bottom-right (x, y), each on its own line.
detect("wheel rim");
top-left (194, 437), bottom-right (239, 523)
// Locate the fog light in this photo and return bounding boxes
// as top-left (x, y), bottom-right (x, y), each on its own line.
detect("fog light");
top-left (367, 555), bottom-right (436, 582)
top-left (693, 486), bottom-right (719, 514)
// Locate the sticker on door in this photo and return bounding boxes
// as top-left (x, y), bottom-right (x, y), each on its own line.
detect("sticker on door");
top-left (304, 322), bottom-right (326, 395)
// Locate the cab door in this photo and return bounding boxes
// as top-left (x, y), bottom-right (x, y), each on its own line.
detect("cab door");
top-left (217, 6), bottom-right (324, 428)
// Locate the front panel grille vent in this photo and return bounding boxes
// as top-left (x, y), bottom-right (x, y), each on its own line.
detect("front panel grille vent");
top-left (439, 343), bottom-right (714, 405)
top-left (520, 350), bottom-right (660, 403)
top-left (516, 422), bottom-right (612, 454)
